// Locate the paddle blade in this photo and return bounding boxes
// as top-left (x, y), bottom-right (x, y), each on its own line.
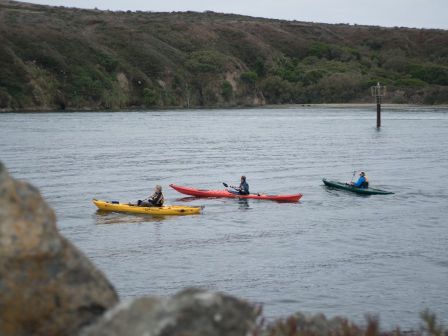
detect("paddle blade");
top-left (222, 182), bottom-right (229, 187)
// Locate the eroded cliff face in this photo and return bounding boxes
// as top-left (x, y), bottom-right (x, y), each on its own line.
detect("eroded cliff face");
top-left (0, 162), bottom-right (119, 336)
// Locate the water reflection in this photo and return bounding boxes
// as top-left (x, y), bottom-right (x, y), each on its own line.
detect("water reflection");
top-left (177, 195), bottom-right (250, 209)
top-left (322, 185), bottom-right (372, 198)
top-left (175, 196), bottom-right (204, 202)
top-left (238, 198), bottom-right (250, 209)
top-left (94, 210), bottom-right (169, 225)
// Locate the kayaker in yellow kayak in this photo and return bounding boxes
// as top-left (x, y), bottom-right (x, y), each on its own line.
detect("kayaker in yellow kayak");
top-left (135, 185), bottom-right (165, 207)
top-left (350, 172), bottom-right (369, 188)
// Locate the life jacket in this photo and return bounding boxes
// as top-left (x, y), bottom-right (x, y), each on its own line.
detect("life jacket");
top-left (151, 192), bottom-right (164, 206)
top-left (361, 175), bottom-right (369, 188)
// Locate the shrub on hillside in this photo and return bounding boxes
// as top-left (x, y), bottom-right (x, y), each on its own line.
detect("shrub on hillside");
top-left (253, 57), bottom-right (266, 77)
top-left (240, 71), bottom-right (258, 84)
top-left (302, 69), bottom-right (327, 85)
top-left (307, 43), bottom-right (359, 62)
top-left (0, 47), bottom-right (28, 99)
top-left (186, 50), bottom-right (226, 74)
top-left (65, 65), bottom-right (112, 102)
top-left (0, 87), bottom-right (12, 108)
top-left (221, 80), bottom-right (233, 101)
top-left (312, 73), bottom-right (364, 102)
top-left (143, 87), bottom-right (159, 106)
top-left (97, 52), bottom-right (119, 73)
top-left (260, 76), bottom-right (294, 104)
top-left (408, 64), bottom-right (448, 86)
top-left (395, 78), bottom-right (427, 88)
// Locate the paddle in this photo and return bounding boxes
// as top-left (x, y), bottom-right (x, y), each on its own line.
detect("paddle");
top-left (223, 182), bottom-right (260, 196)
top-left (346, 170), bottom-right (357, 185)
top-left (222, 182), bottom-right (239, 191)
top-left (350, 170), bottom-right (357, 183)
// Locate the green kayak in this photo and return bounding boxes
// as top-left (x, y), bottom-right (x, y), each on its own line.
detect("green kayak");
top-left (323, 178), bottom-right (394, 195)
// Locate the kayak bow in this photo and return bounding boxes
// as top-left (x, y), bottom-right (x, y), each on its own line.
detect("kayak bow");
top-left (170, 184), bottom-right (302, 202)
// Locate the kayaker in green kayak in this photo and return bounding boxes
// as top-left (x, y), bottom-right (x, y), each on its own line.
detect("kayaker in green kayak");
top-left (136, 185), bottom-right (165, 207)
top-left (350, 172), bottom-right (369, 188)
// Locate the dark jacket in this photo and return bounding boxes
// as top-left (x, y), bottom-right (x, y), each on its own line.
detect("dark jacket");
top-left (239, 181), bottom-right (249, 195)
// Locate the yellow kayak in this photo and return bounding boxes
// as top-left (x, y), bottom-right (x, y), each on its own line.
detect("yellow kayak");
top-left (93, 199), bottom-right (202, 216)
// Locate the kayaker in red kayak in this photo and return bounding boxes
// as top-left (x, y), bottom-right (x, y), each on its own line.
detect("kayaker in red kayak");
top-left (228, 176), bottom-right (250, 195)
top-left (135, 185), bottom-right (165, 207)
top-left (170, 183), bottom-right (302, 202)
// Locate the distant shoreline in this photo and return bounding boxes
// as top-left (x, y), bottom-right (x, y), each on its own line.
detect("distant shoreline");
top-left (1, 103), bottom-right (448, 113)
top-left (263, 103), bottom-right (448, 109)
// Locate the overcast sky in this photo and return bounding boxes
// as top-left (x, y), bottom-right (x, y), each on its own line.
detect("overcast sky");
top-left (18, 0), bottom-right (448, 30)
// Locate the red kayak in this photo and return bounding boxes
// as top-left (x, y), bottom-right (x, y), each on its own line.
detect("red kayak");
top-left (170, 184), bottom-right (302, 202)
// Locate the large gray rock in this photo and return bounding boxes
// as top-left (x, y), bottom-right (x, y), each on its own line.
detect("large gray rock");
top-left (0, 162), bottom-right (119, 336)
top-left (81, 288), bottom-right (257, 336)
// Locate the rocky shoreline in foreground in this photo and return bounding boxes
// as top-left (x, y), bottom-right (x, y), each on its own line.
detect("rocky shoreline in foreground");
top-left (0, 161), bottom-right (445, 335)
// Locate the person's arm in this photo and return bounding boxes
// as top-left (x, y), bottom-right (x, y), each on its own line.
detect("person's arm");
top-left (144, 193), bottom-right (155, 202)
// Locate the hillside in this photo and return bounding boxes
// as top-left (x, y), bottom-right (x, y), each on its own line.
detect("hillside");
top-left (1, 0), bottom-right (448, 111)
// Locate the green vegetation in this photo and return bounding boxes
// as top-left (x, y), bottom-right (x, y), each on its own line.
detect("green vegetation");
top-left (143, 88), bottom-right (159, 106)
top-left (0, 0), bottom-right (448, 111)
top-left (186, 50), bottom-right (226, 73)
top-left (221, 80), bottom-right (233, 101)
top-left (259, 309), bottom-right (447, 336)
top-left (240, 71), bottom-right (258, 84)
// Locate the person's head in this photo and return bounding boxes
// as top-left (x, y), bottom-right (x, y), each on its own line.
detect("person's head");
top-left (241, 175), bottom-right (246, 182)
top-left (155, 185), bottom-right (162, 192)
top-left (360, 172), bottom-right (365, 176)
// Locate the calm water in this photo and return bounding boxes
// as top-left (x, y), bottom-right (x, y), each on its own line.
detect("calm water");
top-left (1, 107), bottom-right (447, 329)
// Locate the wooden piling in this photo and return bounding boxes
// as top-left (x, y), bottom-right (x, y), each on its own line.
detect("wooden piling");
top-left (371, 83), bottom-right (386, 128)
top-left (377, 98), bottom-right (381, 128)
